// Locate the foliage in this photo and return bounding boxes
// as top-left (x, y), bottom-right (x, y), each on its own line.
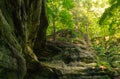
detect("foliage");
top-left (47, 0), bottom-right (120, 76)
top-left (46, 0), bottom-right (75, 35)
top-left (99, 0), bottom-right (120, 35)
top-left (62, 0), bottom-right (75, 9)
top-left (96, 0), bottom-right (120, 74)
top-left (59, 10), bottom-right (73, 27)
top-left (47, 0), bottom-right (109, 38)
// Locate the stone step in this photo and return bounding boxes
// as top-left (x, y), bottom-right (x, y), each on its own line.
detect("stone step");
top-left (59, 75), bottom-right (110, 79)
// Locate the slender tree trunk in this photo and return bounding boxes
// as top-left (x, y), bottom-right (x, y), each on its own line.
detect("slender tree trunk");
top-left (52, 16), bottom-right (56, 42)
top-left (84, 9), bottom-right (91, 49)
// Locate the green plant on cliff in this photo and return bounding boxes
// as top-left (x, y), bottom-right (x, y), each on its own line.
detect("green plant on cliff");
top-left (94, 0), bottom-right (120, 76)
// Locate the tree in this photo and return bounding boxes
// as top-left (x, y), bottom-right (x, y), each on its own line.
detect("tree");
top-left (47, 0), bottom-right (75, 38)
top-left (99, 0), bottom-right (120, 36)
top-left (0, 0), bottom-right (48, 79)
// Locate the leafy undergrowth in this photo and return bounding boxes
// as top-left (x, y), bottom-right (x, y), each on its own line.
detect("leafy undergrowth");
top-left (92, 37), bottom-right (120, 78)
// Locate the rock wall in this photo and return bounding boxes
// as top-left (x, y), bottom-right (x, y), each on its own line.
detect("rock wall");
top-left (25, 28), bottom-right (115, 79)
top-left (0, 0), bottom-right (48, 79)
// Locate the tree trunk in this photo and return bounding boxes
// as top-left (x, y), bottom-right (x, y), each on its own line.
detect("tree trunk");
top-left (0, 0), bottom-right (48, 79)
top-left (52, 16), bottom-right (56, 42)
